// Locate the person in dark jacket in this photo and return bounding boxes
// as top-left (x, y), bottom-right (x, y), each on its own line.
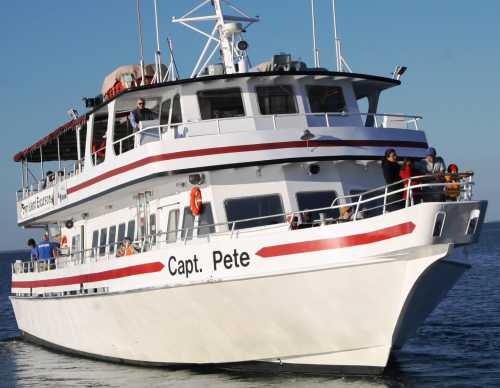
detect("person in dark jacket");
top-left (129, 98), bottom-right (157, 130)
top-left (381, 148), bottom-right (403, 211)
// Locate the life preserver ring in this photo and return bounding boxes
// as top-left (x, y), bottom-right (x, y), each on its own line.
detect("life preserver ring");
top-left (190, 187), bottom-right (203, 216)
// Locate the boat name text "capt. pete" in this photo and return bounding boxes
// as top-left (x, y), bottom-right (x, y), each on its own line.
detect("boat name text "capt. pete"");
top-left (168, 249), bottom-right (251, 278)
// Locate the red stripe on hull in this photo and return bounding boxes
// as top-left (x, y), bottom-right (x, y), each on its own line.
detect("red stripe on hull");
top-left (255, 222), bottom-right (416, 258)
top-left (68, 140), bottom-right (427, 194)
top-left (11, 262), bottom-right (164, 289)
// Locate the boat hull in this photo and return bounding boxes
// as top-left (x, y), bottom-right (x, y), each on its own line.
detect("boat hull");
top-left (10, 201), bottom-right (486, 373)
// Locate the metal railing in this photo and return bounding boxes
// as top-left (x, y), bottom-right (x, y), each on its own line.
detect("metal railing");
top-left (12, 172), bottom-right (473, 276)
top-left (16, 111), bottom-right (422, 202)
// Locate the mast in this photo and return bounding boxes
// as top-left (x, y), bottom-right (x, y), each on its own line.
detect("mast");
top-left (153, 0), bottom-right (163, 82)
top-left (310, 0), bottom-right (320, 68)
top-left (332, 0), bottom-right (341, 71)
top-left (172, 0), bottom-right (259, 77)
top-left (136, 0), bottom-right (146, 84)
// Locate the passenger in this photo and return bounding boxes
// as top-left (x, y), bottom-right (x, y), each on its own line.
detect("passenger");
top-left (116, 237), bottom-right (135, 257)
top-left (445, 163), bottom-right (461, 201)
top-left (96, 134), bottom-right (106, 161)
top-left (129, 98), bottom-right (157, 131)
top-left (298, 211), bottom-right (313, 229)
top-left (27, 238), bottom-right (38, 261)
top-left (37, 232), bottom-right (58, 268)
top-left (399, 159), bottom-right (421, 204)
top-left (339, 206), bottom-right (354, 221)
top-left (381, 149), bottom-right (403, 211)
top-left (420, 147), bottom-right (446, 202)
top-left (288, 215), bottom-right (299, 230)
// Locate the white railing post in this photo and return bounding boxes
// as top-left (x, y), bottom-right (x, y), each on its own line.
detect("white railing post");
top-left (405, 178), bottom-right (411, 208)
top-left (216, 119), bottom-right (221, 134)
top-left (272, 115), bottom-right (277, 129)
top-left (325, 112), bottom-right (330, 127)
top-left (383, 185), bottom-right (388, 214)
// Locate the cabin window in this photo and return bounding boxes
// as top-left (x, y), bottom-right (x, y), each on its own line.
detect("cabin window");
top-left (160, 99), bottom-right (171, 125)
top-left (91, 230), bottom-right (99, 257)
top-left (108, 225), bottom-right (117, 254)
top-left (171, 95), bottom-right (182, 124)
top-left (198, 88), bottom-right (245, 119)
top-left (198, 204), bottom-right (215, 236)
top-left (306, 85), bottom-right (346, 113)
top-left (150, 214), bottom-right (157, 244)
top-left (224, 195), bottom-right (285, 230)
top-left (350, 189), bottom-right (384, 218)
top-left (296, 191), bottom-right (339, 222)
top-left (117, 223), bottom-right (126, 243)
top-left (92, 114), bottom-right (108, 164)
top-left (99, 228), bottom-right (107, 256)
top-left (167, 209), bottom-right (179, 243)
top-left (113, 113), bottom-right (134, 155)
top-left (181, 207), bottom-right (195, 240)
top-left (127, 220), bottom-right (136, 241)
top-left (256, 85), bottom-right (297, 115)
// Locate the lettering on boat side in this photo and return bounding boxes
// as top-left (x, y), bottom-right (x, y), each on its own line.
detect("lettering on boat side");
top-left (167, 250), bottom-right (251, 279)
top-left (19, 192), bottom-right (54, 216)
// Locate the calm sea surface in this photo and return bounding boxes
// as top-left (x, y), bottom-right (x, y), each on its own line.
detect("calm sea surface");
top-left (1, 223), bottom-right (499, 387)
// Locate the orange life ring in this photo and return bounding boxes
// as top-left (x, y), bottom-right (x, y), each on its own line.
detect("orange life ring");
top-left (190, 187), bottom-right (203, 216)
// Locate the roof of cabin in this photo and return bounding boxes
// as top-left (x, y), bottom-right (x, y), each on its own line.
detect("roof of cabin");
top-left (13, 70), bottom-right (400, 162)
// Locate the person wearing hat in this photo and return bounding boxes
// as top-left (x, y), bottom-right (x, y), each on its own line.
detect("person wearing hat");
top-left (445, 163), bottom-right (461, 201)
top-left (421, 147), bottom-right (446, 175)
top-left (420, 147), bottom-right (446, 202)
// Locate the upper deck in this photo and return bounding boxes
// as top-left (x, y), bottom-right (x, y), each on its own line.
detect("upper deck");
top-left (14, 71), bottom-right (427, 226)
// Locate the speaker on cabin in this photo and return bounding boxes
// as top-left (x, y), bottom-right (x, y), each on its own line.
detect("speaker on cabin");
top-left (189, 173), bottom-right (205, 185)
top-left (65, 219), bottom-right (74, 229)
top-left (308, 164), bottom-right (320, 175)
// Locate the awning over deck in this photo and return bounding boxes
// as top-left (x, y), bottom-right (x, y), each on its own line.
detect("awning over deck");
top-left (13, 116), bottom-right (87, 162)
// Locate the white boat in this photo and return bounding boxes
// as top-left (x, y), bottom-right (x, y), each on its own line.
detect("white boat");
top-left (9, 0), bottom-right (487, 374)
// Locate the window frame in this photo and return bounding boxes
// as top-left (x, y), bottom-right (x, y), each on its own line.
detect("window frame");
top-left (197, 87), bottom-right (246, 120)
top-left (296, 190), bottom-right (340, 221)
top-left (224, 194), bottom-right (285, 230)
top-left (256, 85), bottom-right (298, 115)
top-left (306, 85), bottom-right (347, 113)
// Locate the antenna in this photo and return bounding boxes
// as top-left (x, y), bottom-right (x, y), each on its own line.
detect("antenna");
top-left (153, 0), bottom-right (163, 83)
top-left (136, 0), bottom-right (146, 84)
top-left (172, 0), bottom-right (259, 77)
top-left (163, 37), bottom-right (180, 82)
top-left (331, 0), bottom-right (352, 72)
top-left (310, 0), bottom-right (320, 67)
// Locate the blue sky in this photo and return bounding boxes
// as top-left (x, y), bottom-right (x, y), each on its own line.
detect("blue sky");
top-left (0, 0), bottom-right (498, 250)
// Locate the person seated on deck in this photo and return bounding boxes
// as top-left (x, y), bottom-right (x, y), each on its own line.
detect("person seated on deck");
top-left (116, 237), bottom-right (136, 257)
top-left (298, 211), bottom-right (314, 229)
top-left (129, 98), bottom-right (157, 131)
top-left (339, 206), bottom-right (354, 222)
top-left (445, 163), bottom-right (461, 201)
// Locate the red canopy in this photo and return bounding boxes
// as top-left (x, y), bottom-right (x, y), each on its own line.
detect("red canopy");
top-left (13, 116), bottom-right (87, 162)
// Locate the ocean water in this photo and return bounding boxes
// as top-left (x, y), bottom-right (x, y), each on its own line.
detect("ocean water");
top-left (1, 223), bottom-right (499, 387)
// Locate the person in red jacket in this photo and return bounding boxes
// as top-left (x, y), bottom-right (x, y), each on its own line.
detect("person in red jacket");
top-left (400, 159), bottom-right (421, 204)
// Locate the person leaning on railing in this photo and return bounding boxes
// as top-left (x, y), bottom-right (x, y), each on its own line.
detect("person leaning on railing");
top-left (445, 164), bottom-right (461, 201)
top-left (116, 237), bottom-right (136, 257)
top-left (419, 147), bottom-right (446, 202)
top-left (399, 159), bottom-right (422, 205)
top-left (382, 149), bottom-right (404, 211)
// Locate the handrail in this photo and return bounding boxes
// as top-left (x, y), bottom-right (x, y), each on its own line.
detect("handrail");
top-left (16, 110), bottom-right (424, 202)
top-left (12, 172), bottom-right (475, 276)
